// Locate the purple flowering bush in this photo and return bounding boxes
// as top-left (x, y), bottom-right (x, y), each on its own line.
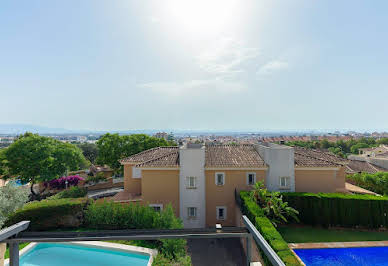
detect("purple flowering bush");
top-left (46, 175), bottom-right (84, 190)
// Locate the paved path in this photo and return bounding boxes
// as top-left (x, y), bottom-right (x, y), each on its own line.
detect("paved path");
top-left (87, 187), bottom-right (123, 199)
top-left (187, 238), bottom-right (246, 266)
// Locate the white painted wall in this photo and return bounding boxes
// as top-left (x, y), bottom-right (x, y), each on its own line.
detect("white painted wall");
top-left (256, 143), bottom-right (295, 192)
top-left (179, 144), bottom-right (206, 228)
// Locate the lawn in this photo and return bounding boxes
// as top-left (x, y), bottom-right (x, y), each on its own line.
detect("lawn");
top-left (278, 226), bottom-right (388, 243)
top-left (4, 243), bottom-right (30, 259)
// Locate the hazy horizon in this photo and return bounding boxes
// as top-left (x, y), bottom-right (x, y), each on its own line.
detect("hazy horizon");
top-left (0, 123), bottom-right (387, 135)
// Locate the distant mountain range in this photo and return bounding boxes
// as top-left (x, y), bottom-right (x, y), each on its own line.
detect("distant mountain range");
top-left (0, 124), bottom-right (171, 135)
top-left (0, 124), bottom-right (79, 135)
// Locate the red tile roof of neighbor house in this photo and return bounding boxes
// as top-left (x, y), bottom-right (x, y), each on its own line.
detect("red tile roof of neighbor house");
top-left (119, 147), bottom-right (178, 164)
top-left (345, 160), bottom-right (387, 174)
top-left (120, 144), bottom-right (355, 169)
top-left (135, 151), bottom-right (180, 168)
top-left (293, 147), bottom-right (347, 167)
top-left (293, 147), bottom-right (387, 173)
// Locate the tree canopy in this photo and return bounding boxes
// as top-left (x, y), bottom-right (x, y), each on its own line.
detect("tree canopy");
top-left (0, 149), bottom-right (6, 176)
top-left (77, 143), bottom-right (98, 164)
top-left (2, 133), bottom-right (87, 194)
top-left (0, 184), bottom-right (29, 228)
top-left (96, 133), bottom-right (176, 172)
top-left (286, 137), bottom-right (388, 158)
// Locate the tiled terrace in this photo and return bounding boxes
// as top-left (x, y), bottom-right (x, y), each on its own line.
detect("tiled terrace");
top-left (111, 191), bottom-right (142, 202)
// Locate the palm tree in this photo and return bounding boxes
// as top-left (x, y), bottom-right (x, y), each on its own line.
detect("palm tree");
top-left (251, 181), bottom-right (299, 227)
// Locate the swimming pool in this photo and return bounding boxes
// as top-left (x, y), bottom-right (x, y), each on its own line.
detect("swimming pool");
top-left (8, 179), bottom-right (25, 187)
top-left (6, 242), bottom-right (154, 266)
top-left (294, 246), bottom-right (388, 266)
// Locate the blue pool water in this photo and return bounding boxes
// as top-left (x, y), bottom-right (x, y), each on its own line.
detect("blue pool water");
top-left (9, 179), bottom-right (24, 187)
top-left (19, 243), bottom-right (150, 266)
top-left (294, 246), bottom-right (388, 266)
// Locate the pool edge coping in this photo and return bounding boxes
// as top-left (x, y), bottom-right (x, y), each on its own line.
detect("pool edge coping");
top-left (4, 241), bottom-right (158, 266)
top-left (289, 240), bottom-right (388, 249)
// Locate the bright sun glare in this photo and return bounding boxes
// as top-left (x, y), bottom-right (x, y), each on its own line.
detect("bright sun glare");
top-left (162, 0), bottom-right (242, 35)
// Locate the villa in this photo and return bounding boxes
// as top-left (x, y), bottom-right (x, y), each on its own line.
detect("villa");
top-left (348, 144), bottom-right (388, 171)
top-left (114, 143), bottom-right (347, 228)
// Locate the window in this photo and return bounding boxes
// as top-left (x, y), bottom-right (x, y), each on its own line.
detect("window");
top-left (215, 172), bottom-right (225, 186)
top-left (187, 207), bottom-right (197, 219)
top-left (247, 172), bottom-right (256, 185)
top-left (132, 167), bottom-right (142, 178)
top-left (279, 176), bottom-right (290, 188)
top-left (186, 176), bottom-right (197, 188)
top-left (149, 204), bottom-right (163, 212)
top-left (216, 206), bottom-right (227, 220)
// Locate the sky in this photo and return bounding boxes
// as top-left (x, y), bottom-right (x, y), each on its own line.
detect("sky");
top-left (1, 0), bottom-right (387, 132)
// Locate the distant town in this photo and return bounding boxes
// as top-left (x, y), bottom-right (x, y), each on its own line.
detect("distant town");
top-left (1, 130), bottom-right (388, 148)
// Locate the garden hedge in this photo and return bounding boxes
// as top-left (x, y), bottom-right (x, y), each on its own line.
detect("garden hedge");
top-left (5, 198), bottom-right (88, 230)
top-left (240, 191), bottom-right (301, 266)
top-left (84, 201), bottom-right (187, 260)
top-left (282, 192), bottom-right (388, 228)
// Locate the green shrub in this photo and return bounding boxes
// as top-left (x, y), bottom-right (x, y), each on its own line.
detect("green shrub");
top-left (152, 253), bottom-right (192, 266)
top-left (5, 198), bottom-right (88, 230)
top-left (159, 239), bottom-right (187, 260)
top-left (85, 201), bottom-right (187, 260)
top-left (240, 191), bottom-right (301, 266)
top-left (0, 183), bottom-right (29, 228)
top-left (251, 181), bottom-right (299, 226)
top-left (85, 200), bottom-right (158, 229)
top-left (86, 172), bottom-right (107, 184)
top-left (348, 172), bottom-right (388, 195)
top-left (282, 192), bottom-right (388, 228)
top-left (49, 186), bottom-right (87, 199)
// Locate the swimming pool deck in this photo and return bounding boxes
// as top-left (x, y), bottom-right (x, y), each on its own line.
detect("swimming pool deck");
top-left (289, 240), bottom-right (388, 249)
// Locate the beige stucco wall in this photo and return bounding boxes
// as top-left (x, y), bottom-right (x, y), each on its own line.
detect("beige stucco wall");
top-left (123, 164), bottom-right (141, 194)
top-left (0, 243), bottom-right (5, 266)
top-left (205, 169), bottom-right (266, 227)
top-left (141, 170), bottom-right (180, 217)
top-left (295, 167), bottom-right (346, 193)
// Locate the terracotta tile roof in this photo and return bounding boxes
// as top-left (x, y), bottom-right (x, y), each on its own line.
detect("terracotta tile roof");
top-left (205, 144), bottom-right (266, 168)
top-left (121, 145), bottom-right (358, 169)
top-left (121, 144), bottom-right (265, 168)
top-left (135, 152), bottom-right (179, 168)
top-left (294, 147), bottom-right (344, 167)
top-left (346, 160), bottom-right (387, 174)
top-left (294, 147), bottom-right (348, 164)
top-left (376, 151), bottom-right (388, 158)
top-left (345, 182), bottom-right (378, 195)
top-left (120, 147), bottom-right (178, 163)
